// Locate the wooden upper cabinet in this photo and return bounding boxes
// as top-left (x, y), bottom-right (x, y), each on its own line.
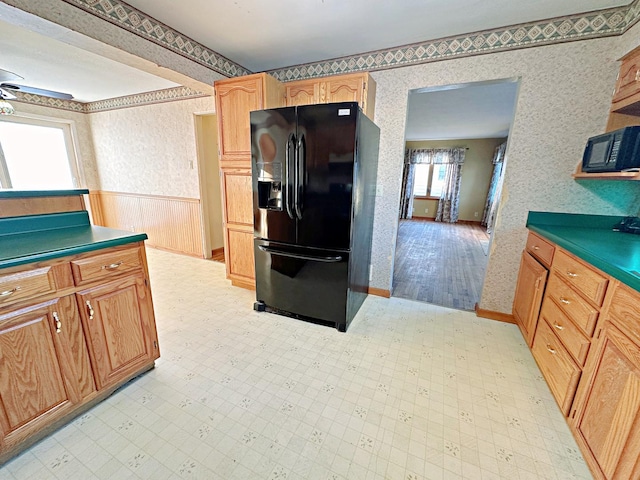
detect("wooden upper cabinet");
top-left (286, 82), bottom-right (319, 106)
top-left (612, 46), bottom-right (640, 106)
top-left (214, 73), bottom-right (285, 164)
top-left (285, 72), bottom-right (376, 119)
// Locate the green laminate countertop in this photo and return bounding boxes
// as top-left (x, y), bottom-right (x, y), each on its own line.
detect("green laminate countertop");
top-left (0, 189), bottom-right (89, 198)
top-left (0, 211), bottom-right (147, 269)
top-left (526, 211), bottom-right (640, 292)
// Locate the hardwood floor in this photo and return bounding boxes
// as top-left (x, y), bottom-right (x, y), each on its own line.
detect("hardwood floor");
top-left (392, 219), bottom-right (490, 311)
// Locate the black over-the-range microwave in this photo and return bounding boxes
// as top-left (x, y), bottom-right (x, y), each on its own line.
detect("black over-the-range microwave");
top-left (582, 125), bottom-right (640, 173)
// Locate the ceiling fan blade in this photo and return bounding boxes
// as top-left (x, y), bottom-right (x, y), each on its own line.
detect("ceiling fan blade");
top-left (0, 87), bottom-right (17, 100)
top-left (1, 83), bottom-right (74, 100)
top-left (0, 69), bottom-right (24, 83)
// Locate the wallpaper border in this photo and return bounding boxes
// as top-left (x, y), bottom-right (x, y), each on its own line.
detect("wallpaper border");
top-left (12, 86), bottom-right (209, 113)
top-left (59, 0), bottom-right (251, 78)
top-left (270, 2), bottom-right (640, 81)
top-left (57, 0), bottom-right (640, 82)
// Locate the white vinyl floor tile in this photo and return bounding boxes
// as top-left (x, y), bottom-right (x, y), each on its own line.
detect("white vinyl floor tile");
top-left (0, 248), bottom-right (593, 479)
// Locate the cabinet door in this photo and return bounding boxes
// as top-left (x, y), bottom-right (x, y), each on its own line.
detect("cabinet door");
top-left (513, 251), bottom-right (548, 346)
top-left (0, 297), bottom-right (82, 446)
top-left (574, 321), bottom-right (640, 479)
top-left (215, 76), bottom-right (264, 162)
top-left (612, 47), bottom-right (640, 105)
top-left (285, 81), bottom-right (319, 106)
top-left (325, 75), bottom-right (365, 104)
top-left (77, 275), bottom-right (158, 390)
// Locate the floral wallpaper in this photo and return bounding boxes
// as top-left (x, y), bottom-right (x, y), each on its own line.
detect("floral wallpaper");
top-left (369, 34), bottom-right (640, 313)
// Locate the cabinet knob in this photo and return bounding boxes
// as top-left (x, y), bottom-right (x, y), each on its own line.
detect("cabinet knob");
top-left (636, 69), bottom-right (640, 82)
top-left (546, 344), bottom-right (556, 354)
top-left (53, 311), bottom-right (62, 334)
top-left (566, 271), bottom-right (578, 278)
top-left (86, 300), bottom-right (95, 321)
top-left (0, 286), bottom-right (20, 298)
top-left (553, 322), bottom-right (564, 331)
top-left (559, 296), bottom-right (571, 305)
top-left (102, 262), bottom-right (123, 270)
top-left (533, 245), bottom-right (540, 250)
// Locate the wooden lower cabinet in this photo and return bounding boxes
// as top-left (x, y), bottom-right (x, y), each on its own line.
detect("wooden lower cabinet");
top-left (570, 283), bottom-right (640, 480)
top-left (531, 317), bottom-right (581, 415)
top-left (0, 296), bottom-right (94, 453)
top-left (77, 274), bottom-right (158, 390)
top-left (0, 243), bottom-right (159, 463)
top-left (513, 251), bottom-right (548, 346)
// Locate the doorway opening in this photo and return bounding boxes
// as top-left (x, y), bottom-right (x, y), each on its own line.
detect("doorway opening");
top-left (194, 113), bottom-right (225, 262)
top-left (392, 79), bottom-right (519, 311)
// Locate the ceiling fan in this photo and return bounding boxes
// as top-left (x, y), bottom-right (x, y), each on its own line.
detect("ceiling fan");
top-left (0, 68), bottom-right (74, 101)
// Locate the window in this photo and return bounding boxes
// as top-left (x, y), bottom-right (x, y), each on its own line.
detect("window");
top-left (0, 116), bottom-right (80, 190)
top-left (413, 163), bottom-right (447, 198)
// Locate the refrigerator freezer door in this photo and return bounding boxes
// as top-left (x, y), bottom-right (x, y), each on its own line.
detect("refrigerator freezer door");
top-left (295, 103), bottom-right (358, 250)
top-left (254, 239), bottom-right (349, 329)
top-left (251, 107), bottom-right (298, 244)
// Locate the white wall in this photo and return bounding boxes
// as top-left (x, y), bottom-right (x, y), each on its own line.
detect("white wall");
top-left (370, 36), bottom-right (640, 313)
top-left (88, 96), bottom-right (215, 198)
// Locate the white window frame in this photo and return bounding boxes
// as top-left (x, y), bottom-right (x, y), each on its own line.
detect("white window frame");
top-left (0, 113), bottom-right (83, 189)
top-left (413, 163), bottom-right (447, 199)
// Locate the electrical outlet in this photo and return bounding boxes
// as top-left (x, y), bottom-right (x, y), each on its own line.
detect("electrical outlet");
top-left (130, 225), bottom-right (135, 232)
top-left (425, 208), bottom-right (429, 214)
top-left (369, 265), bottom-right (374, 281)
top-left (376, 184), bottom-right (384, 197)
top-left (474, 212), bottom-right (479, 217)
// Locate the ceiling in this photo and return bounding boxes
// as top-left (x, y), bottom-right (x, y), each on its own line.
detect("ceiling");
top-left (0, 0), bottom-right (631, 139)
top-left (405, 81), bottom-right (520, 141)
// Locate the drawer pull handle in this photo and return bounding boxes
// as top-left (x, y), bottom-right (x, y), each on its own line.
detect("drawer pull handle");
top-left (553, 323), bottom-right (564, 331)
top-left (533, 246), bottom-right (540, 250)
top-left (559, 297), bottom-right (571, 305)
top-left (86, 300), bottom-right (94, 320)
top-left (0, 286), bottom-right (20, 297)
top-left (102, 262), bottom-right (123, 270)
top-left (546, 344), bottom-right (556, 354)
top-left (636, 69), bottom-right (640, 81)
top-left (53, 311), bottom-right (62, 334)
top-left (566, 271), bottom-right (578, 278)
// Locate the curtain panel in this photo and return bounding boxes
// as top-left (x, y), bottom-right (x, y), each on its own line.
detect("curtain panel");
top-left (400, 147), bottom-right (466, 221)
top-left (481, 141), bottom-right (508, 232)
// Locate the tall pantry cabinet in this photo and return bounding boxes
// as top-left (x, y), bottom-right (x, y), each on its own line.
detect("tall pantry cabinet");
top-left (214, 71), bottom-right (376, 289)
top-left (214, 73), bottom-right (285, 289)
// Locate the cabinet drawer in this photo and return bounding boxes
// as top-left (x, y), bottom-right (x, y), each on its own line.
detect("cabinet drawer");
top-left (526, 232), bottom-right (555, 267)
top-left (532, 319), bottom-right (582, 415)
top-left (545, 273), bottom-right (599, 337)
top-left (540, 298), bottom-right (591, 366)
top-left (0, 267), bottom-right (57, 307)
top-left (607, 282), bottom-right (640, 344)
top-left (552, 250), bottom-right (608, 306)
top-left (71, 247), bottom-right (143, 286)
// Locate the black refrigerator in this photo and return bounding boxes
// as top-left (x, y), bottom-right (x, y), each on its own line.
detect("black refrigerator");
top-left (250, 102), bottom-right (379, 332)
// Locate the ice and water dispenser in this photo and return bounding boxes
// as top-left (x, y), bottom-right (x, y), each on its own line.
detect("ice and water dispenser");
top-left (256, 161), bottom-right (282, 210)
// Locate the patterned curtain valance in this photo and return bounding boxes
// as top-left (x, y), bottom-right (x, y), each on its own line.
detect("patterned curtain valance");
top-left (404, 147), bottom-right (466, 165)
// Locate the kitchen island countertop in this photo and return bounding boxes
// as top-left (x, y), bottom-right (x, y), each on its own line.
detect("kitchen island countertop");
top-left (0, 210), bottom-right (147, 269)
top-left (527, 211), bottom-right (640, 292)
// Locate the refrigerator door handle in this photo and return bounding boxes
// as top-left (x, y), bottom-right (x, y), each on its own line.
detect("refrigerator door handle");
top-left (285, 133), bottom-right (296, 219)
top-left (258, 245), bottom-right (343, 263)
top-left (295, 134), bottom-right (305, 220)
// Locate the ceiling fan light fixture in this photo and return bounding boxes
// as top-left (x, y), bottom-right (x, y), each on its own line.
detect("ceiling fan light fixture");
top-left (0, 98), bottom-right (15, 115)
